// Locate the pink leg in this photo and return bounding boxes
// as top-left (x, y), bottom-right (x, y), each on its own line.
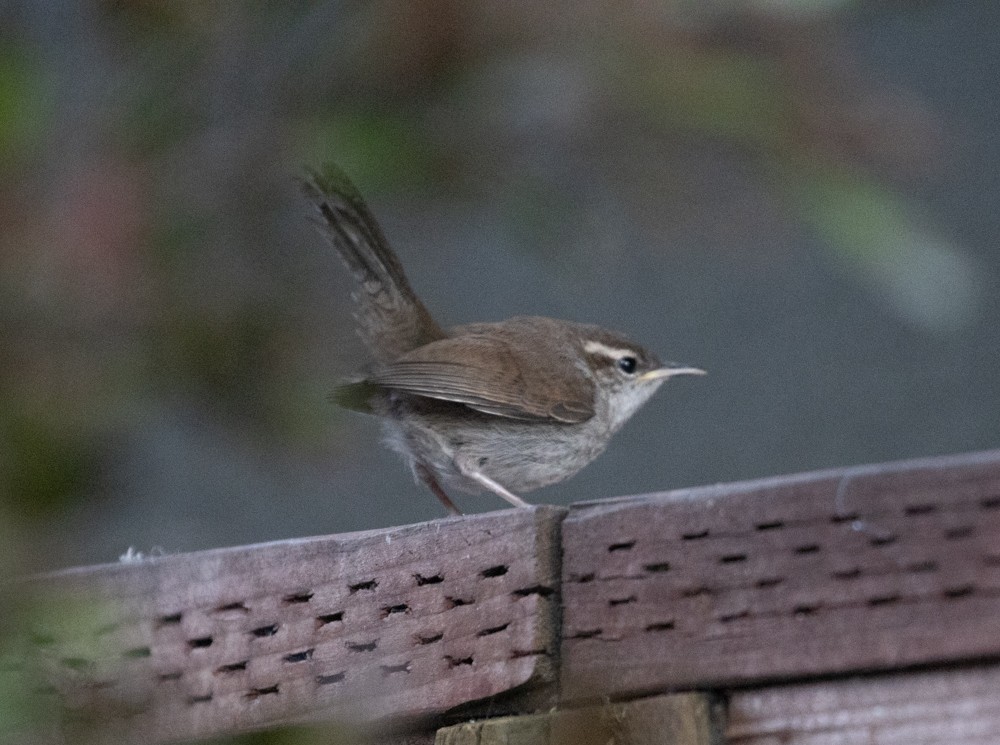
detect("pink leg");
top-left (416, 464), bottom-right (462, 515)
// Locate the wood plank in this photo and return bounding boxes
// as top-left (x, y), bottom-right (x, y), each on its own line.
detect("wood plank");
top-left (726, 664), bottom-right (1000, 744)
top-left (435, 692), bottom-right (716, 745)
top-left (560, 450), bottom-right (1000, 700)
top-left (26, 506), bottom-right (563, 743)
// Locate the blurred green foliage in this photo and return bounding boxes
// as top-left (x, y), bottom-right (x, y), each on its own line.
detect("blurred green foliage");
top-left (630, 47), bottom-right (790, 150)
top-left (199, 724), bottom-right (376, 745)
top-left (788, 161), bottom-right (981, 332)
top-left (2, 412), bottom-right (98, 520)
top-left (155, 305), bottom-right (281, 414)
top-left (297, 109), bottom-right (441, 195)
top-left (0, 47), bottom-right (49, 172)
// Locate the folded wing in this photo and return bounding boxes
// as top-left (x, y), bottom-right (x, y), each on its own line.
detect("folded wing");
top-left (356, 334), bottom-right (596, 424)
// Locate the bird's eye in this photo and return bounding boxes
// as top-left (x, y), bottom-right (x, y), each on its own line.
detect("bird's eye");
top-left (617, 356), bottom-right (638, 375)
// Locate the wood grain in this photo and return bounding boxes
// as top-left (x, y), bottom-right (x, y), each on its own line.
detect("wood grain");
top-left (726, 664), bottom-right (1000, 744)
top-left (560, 450), bottom-right (1000, 700)
top-left (27, 506), bottom-right (563, 743)
top-left (24, 449), bottom-right (1000, 741)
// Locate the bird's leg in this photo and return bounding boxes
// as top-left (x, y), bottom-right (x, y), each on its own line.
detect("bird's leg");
top-left (416, 463), bottom-right (462, 515)
top-left (462, 469), bottom-right (532, 510)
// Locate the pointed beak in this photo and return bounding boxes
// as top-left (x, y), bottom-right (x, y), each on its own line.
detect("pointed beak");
top-left (639, 364), bottom-right (707, 382)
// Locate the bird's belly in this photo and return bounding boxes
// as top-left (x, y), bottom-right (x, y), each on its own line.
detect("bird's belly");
top-left (452, 423), bottom-right (608, 492)
top-left (384, 398), bottom-right (609, 494)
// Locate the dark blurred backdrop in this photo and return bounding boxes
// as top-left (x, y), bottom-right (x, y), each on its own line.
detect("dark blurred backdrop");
top-left (2, 0), bottom-right (999, 573)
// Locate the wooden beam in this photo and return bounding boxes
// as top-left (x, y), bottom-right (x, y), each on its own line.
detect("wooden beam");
top-left (436, 692), bottom-right (717, 745)
top-left (726, 664), bottom-right (1000, 744)
top-left (27, 506), bottom-right (563, 743)
top-left (560, 450), bottom-right (1000, 700)
top-left (23, 449), bottom-right (1000, 741)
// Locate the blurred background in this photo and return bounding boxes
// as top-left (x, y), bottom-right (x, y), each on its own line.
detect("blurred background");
top-left (2, 0), bottom-right (999, 575)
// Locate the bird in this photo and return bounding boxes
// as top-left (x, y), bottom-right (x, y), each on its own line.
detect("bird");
top-left (303, 164), bottom-right (704, 514)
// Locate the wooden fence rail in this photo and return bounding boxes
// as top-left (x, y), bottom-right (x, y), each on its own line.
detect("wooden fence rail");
top-left (15, 449), bottom-right (1000, 744)
top-left (561, 449), bottom-right (1000, 698)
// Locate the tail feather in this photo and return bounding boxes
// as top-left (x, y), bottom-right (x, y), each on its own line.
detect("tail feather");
top-left (302, 164), bottom-right (444, 363)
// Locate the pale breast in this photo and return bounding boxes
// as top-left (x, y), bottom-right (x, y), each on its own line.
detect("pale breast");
top-left (384, 393), bottom-right (611, 494)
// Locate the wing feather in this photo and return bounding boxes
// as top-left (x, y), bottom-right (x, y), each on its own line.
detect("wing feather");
top-left (363, 334), bottom-right (595, 424)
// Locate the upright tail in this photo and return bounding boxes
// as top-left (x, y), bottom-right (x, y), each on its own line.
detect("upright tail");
top-left (302, 164), bottom-right (445, 363)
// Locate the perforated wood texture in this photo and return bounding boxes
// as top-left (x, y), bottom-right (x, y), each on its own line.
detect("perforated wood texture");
top-left (29, 507), bottom-right (562, 743)
top-left (560, 450), bottom-right (1000, 700)
top-left (726, 664), bottom-right (1000, 744)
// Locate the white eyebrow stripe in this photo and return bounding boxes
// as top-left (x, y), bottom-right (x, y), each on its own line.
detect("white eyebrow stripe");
top-left (584, 340), bottom-right (634, 359)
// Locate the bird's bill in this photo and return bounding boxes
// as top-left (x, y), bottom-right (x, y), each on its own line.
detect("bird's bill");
top-left (639, 365), bottom-right (706, 382)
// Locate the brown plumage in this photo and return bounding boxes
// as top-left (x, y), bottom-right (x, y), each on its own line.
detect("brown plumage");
top-left (304, 164), bottom-right (703, 514)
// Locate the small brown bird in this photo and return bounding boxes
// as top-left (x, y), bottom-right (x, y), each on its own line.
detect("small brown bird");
top-left (304, 165), bottom-right (703, 514)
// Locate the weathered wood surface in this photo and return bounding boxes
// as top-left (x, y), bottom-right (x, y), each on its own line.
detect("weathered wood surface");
top-left (726, 664), bottom-right (1000, 744)
top-left (436, 692), bottom-right (717, 745)
top-left (561, 450), bottom-right (1000, 700)
top-left (28, 507), bottom-right (563, 743)
top-left (23, 449), bottom-right (1000, 742)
